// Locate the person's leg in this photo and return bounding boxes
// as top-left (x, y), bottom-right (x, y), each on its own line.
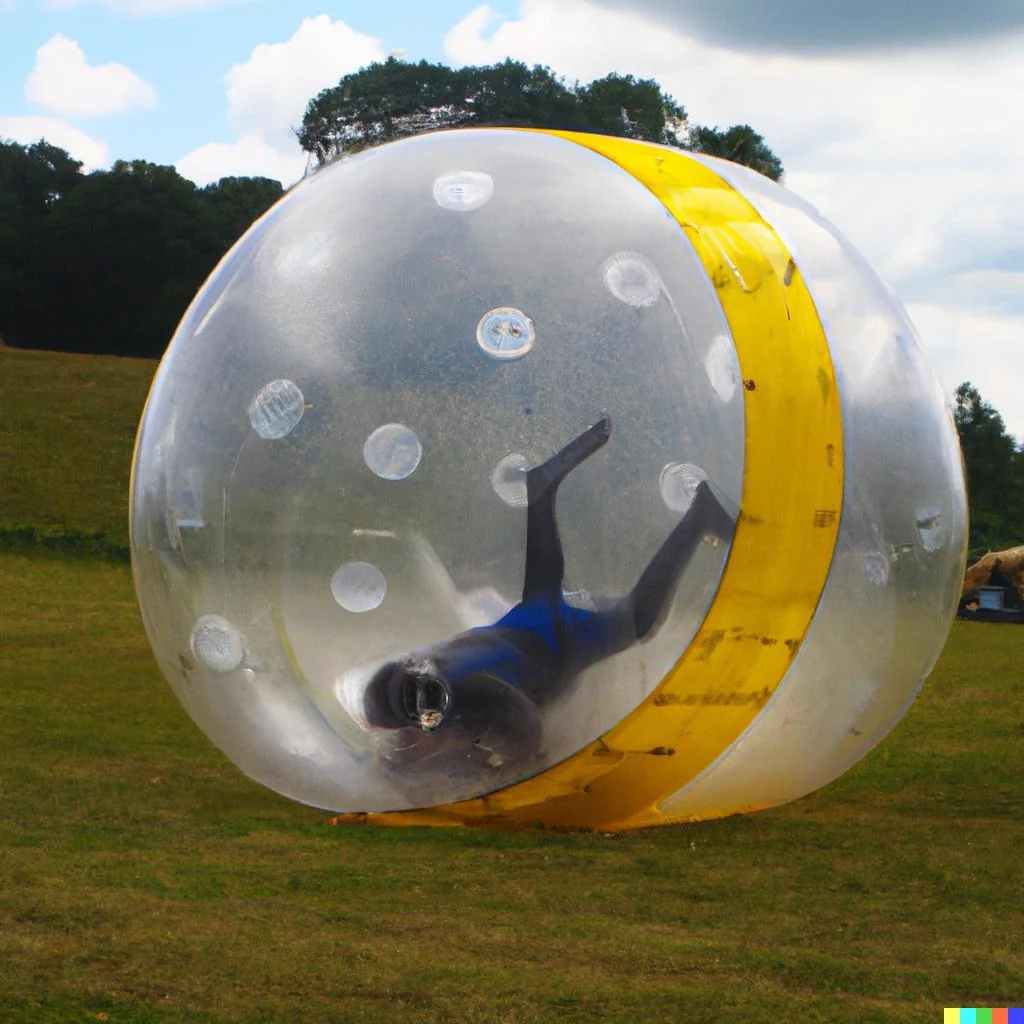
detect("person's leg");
top-left (521, 414), bottom-right (611, 602)
top-left (629, 481), bottom-right (733, 639)
top-left (566, 480), bottom-right (732, 671)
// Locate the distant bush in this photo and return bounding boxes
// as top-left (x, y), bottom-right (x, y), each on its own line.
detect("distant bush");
top-left (0, 524), bottom-right (130, 563)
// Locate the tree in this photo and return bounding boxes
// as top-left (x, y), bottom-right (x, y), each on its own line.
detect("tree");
top-left (575, 72), bottom-right (685, 145)
top-left (460, 58), bottom-right (578, 128)
top-left (32, 160), bottom-right (209, 357)
top-left (954, 382), bottom-right (1024, 557)
top-left (298, 57), bottom-right (469, 163)
top-left (687, 124), bottom-right (784, 181)
top-left (0, 139), bottom-right (86, 347)
top-left (0, 138), bottom-right (83, 215)
top-left (200, 175), bottom-right (284, 252)
top-left (298, 57), bottom-right (592, 163)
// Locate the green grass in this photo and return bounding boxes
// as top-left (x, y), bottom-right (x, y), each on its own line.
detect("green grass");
top-left (1, 345), bottom-right (1022, 1022)
top-left (0, 346), bottom-right (156, 552)
top-left (1, 553), bottom-right (1021, 1023)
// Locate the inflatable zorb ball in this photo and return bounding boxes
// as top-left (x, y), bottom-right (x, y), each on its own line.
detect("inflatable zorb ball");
top-left (131, 129), bottom-right (967, 831)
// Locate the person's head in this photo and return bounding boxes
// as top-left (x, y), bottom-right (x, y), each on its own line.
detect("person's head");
top-left (364, 657), bottom-right (451, 731)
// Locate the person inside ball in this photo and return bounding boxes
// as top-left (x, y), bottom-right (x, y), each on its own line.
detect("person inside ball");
top-left (363, 414), bottom-right (735, 776)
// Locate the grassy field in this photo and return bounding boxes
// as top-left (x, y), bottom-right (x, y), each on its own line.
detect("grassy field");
top-left (0, 345), bottom-right (154, 553)
top-left (1, 344), bottom-right (1022, 1022)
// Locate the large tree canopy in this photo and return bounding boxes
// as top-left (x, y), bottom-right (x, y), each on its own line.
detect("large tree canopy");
top-left (574, 71), bottom-right (685, 143)
top-left (0, 140), bottom-right (87, 348)
top-left (298, 58), bottom-right (471, 162)
top-left (298, 58), bottom-right (765, 175)
top-left (0, 140), bottom-right (282, 357)
top-left (36, 160), bottom-right (219, 357)
top-left (298, 58), bottom-right (596, 161)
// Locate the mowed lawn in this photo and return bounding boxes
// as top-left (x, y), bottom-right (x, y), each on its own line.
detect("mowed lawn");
top-left (0, 346), bottom-right (155, 551)
top-left (1, 345), bottom-right (1022, 1023)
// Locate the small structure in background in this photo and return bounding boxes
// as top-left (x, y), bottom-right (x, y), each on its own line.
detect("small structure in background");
top-left (959, 546), bottom-right (1024, 623)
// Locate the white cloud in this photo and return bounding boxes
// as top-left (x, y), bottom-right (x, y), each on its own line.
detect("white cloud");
top-left (443, 5), bottom-right (503, 65)
top-left (0, 115), bottom-right (109, 170)
top-left (445, 1), bottom-right (684, 77)
top-left (225, 15), bottom-right (383, 149)
top-left (176, 15), bottom-right (385, 186)
top-left (177, 132), bottom-right (308, 188)
top-left (908, 304), bottom-right (1024, 443)
top-left (45, 0), bottom-right (241, 14)
top-left (444, 0), bottom-right (1024, 441)
top-left (26, 34), bottom-right (157, 118)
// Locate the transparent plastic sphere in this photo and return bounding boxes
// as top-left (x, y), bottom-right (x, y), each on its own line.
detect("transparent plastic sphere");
top-left (132, 129), bottom-right (742, 812)
top-left (130, 128), bottom-right (965, 825)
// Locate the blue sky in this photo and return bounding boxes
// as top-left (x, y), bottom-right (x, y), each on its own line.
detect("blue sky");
top-left (0, 2), bottom-right (519, 170)
top-left (1, 0), bottom-right (1022, 439)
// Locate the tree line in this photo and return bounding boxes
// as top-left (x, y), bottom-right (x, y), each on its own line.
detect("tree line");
top-left (0, 139), bottom-right (285, 358)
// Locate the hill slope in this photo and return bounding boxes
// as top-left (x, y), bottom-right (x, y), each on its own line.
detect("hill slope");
top-left (0, 345), bottom-right (156, 551)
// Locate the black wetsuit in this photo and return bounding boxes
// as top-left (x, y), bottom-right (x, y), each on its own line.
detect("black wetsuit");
top-left (363, 415), bottom-right (733, 773)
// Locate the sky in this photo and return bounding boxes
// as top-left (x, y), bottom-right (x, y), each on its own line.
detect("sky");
top-left (1, 0), bottom-right (1022, 441)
